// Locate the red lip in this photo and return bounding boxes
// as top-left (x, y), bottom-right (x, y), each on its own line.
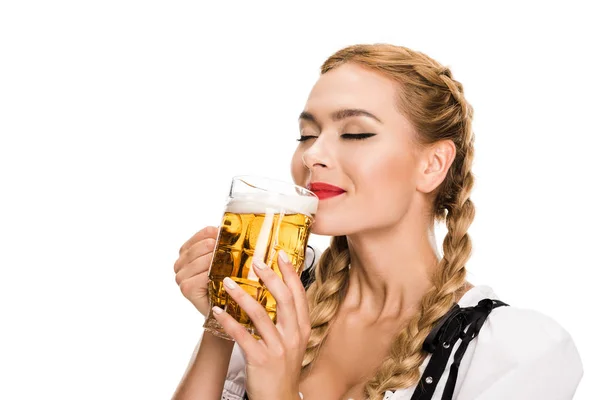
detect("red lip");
top-left (307, 182), bottom-right (346, 200)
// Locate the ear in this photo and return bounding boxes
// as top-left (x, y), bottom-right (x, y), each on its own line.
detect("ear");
top-left (415, 140), bottom-right (456, 194)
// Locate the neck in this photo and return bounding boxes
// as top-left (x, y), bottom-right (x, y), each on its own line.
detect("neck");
top-left (342, 206), bottom-right (441, 324)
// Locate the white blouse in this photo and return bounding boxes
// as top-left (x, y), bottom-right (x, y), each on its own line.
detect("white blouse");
top-left (219, 284), bottom-right (583, 400)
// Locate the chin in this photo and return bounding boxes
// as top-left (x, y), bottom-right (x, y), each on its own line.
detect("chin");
top-left (309, 217), bottom-right (351, 237)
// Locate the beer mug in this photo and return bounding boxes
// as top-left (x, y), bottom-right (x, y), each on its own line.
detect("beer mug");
top-left (203, 175), bottom-right (319, 340)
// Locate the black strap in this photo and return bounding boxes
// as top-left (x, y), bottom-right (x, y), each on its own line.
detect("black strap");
top-left (410, 298), bottom-right (509, 400)
top-left (300, 245), bottom-right (317, 290)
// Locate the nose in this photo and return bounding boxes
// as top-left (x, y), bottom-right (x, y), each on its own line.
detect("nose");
top-left (301, 140), bottom-right (329, 171)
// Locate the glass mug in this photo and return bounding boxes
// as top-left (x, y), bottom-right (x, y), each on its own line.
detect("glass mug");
top-left (203, 175), bottom-right (319, 340)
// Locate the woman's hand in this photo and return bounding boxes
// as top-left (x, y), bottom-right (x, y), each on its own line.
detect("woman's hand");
top-left (174, 226), bottom-right (219, 316)
top-left (211, 250), bottom-right (311, 400)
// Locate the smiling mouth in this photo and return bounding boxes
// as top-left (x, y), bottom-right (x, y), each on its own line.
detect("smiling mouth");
top-left (311, 190), bottom-right (345, 200)
top-left (307, 182), bottom-right (346, 200)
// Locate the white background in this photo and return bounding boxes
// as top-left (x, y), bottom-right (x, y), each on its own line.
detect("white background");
top-left (1, 1), bottom-right (598, 399)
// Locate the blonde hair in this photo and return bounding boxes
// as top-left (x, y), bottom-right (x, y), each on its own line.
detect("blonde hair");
top-left (302, 44), bottom-right (476, 399)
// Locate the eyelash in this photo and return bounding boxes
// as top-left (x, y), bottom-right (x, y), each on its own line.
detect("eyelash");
top-left (296, 133), bottom-right (376, 142)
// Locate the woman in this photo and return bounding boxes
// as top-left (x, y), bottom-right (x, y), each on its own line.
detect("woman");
top-left (172, 44), bottom-right (583, 399)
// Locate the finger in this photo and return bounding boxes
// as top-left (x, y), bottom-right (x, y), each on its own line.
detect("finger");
top-left (179, 226), bottom-right (218, 256)
top-left (211, 306), bottom-right (266, 361)
top-left (252, 259), bottom-right (298, 336)
top-left (175, 251), bottom-right (213, 284)
top-left (174, 237), bottom-right (217, 273)
top-left (179, 272), bottom-right (210, 312)
top-left (277, 251), bottom-right (310, 336)
top-left (221, 277), bottom-right (282, 349)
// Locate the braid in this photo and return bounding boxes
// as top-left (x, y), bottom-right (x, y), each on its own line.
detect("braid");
top-left (315, 44), bottom-right (478, 399)
top-left (302, 235), bottom-right (351, 368)
top-left (365, 141), bottom-right (475, 398)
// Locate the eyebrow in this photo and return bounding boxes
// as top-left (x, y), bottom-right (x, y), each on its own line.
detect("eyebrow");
top-left (299, 108), bottom-right (383, 125)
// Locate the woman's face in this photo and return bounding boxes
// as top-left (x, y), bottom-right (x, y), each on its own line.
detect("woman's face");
top-left (291, 63), bottom-right (424, 236)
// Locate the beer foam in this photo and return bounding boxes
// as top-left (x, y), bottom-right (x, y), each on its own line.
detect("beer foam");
top-left (225, 192), bottom-right (318, 216)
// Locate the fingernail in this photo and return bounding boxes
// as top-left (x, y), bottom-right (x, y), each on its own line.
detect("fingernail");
top-left (278, 250), bottom-right (290, 264)
top-left (212, 306), bottom-right (223, 315)
top-left (253, 260), bottom-right (267, 270)
top-left (223, 277), bottom-right (236, 289)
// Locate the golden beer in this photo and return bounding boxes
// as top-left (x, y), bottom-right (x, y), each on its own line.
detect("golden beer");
top-left (203, 177), bottom-right (318, 340)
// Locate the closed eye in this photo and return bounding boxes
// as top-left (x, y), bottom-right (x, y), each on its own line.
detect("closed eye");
top-left (296, 135), bottom-right (317, 142)
top-left (341, 133), bottom-right (376, 140)
top-left (296, 133), bottom-right (376, 142)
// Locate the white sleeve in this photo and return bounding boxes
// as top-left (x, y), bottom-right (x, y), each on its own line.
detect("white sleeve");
top-left (456, 307), bottom-right (584, 400)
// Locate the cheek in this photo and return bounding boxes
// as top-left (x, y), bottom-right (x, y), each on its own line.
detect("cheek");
top-left (386, 156), bottom-right (415, 188)
top-left (354, 151), bottom-right (417, 210)
top-left (360, 151), bottom-right (415, 188)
